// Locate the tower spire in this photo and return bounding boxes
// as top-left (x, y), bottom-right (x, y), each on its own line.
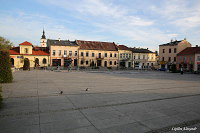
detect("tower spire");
top-left (41, 28), bottom-right (46, 39)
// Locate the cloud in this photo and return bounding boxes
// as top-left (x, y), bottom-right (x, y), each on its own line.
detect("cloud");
top-left (0, 11), bottom-right (104, 46)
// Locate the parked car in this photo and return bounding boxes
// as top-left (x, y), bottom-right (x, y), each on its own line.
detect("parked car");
top-left (159, 68), bottom-right (166, 71)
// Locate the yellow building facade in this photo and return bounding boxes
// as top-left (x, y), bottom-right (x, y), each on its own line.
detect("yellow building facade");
top-left (9, 41), bottom-right (49, 69)
top-left (76, 40), bottom-right (118, 68)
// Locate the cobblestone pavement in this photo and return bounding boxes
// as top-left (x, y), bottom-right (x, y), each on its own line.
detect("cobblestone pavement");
top-left (0, 70), bottom-right (200, 133)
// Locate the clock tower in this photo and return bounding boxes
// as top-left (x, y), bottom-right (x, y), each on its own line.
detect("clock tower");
top-left (40, 29), bottom-right (47, 47)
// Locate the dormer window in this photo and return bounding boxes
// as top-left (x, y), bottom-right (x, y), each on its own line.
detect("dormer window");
top-left (25, 48), bottom-right (28, 54)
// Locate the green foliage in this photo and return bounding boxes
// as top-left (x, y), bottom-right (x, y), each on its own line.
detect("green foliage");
top-left (0, 36), bottom-right (13, 50)
top-left (0, 49), bottom-right (13, 83)
top-left (23, 58), bottom-right (30, 70)
top-left (171, 64), bottom-right (177, 73)
top-left (0, 85), bottom-right (2, 108)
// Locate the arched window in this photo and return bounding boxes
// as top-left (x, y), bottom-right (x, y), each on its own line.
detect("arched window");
top-left (114, 61), bottom-right (117, 65)
top-left (35, 58), bottom-right (39, 67)
top-left (43, 58), bottom-right (47, 64)
top-left (10, 58), bottom-right (14, 66)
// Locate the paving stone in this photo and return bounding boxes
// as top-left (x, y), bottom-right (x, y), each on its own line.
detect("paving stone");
top-left (100, 122), bottom-right (151, 133)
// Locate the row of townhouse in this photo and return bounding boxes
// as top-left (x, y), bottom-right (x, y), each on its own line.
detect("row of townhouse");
top-left (9, 30), bottom-right (157, 69)
top-left (158, 39), bottom-right (200, 72)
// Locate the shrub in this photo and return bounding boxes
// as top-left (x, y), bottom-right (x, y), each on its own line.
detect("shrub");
top-left (0, 85), bottom-right (2, 108)
top-left (0, 49), bottom-right (13, 83)
top-left (23, 58), bottom-right (30, 70)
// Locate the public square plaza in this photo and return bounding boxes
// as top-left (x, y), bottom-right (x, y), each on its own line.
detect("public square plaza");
top-left (0, 70), bottom-right (200, 133)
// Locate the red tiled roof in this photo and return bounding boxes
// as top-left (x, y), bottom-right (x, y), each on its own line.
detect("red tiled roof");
top-left (76, 40), bottom-right (118, 51)
top-left (9, 47), bottom-right (49, 56)
top-left (117, 45), bottom-right (130, 50)
top-left (177, 47), bottom-right (200, 56)
top-left (19, 41), bottom-right (33, 46)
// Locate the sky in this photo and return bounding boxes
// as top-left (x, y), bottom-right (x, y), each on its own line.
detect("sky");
top-left (0, 0), bottom-right (200, 51)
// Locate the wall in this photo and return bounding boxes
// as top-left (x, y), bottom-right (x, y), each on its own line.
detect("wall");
top-left (10, 55), bottom-right (49, 68)
top-left (118, 50), bottom-right (132, 68)
top-left (50, 45), bottom-right (79, 67)
top-left (20, 45), bottom-right (33, 54)
top-left (79, 49), bottom-right (118, 67)
top-left (194, 53), bottom-right (200, 71)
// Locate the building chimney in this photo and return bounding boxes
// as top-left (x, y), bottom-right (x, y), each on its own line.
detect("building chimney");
top-left (196, 45), bottom-right (198, 47)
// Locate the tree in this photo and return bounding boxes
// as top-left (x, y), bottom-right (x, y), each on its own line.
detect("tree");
top-left (23, 58), bottom-right (30, 70)
top-left (0, 36), bottom-right (13, 50)
top-left (0, 49), bottom-right (13, 83)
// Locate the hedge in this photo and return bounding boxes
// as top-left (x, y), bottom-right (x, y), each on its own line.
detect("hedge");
top-left (0, 49), bottom-right (13, 83)
top-left (0, 85), bottom-right (2, 108)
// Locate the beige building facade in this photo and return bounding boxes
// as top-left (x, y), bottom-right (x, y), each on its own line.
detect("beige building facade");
top-left (76, 40), bottom-right (118, 68)
top-left (117, 45), bottom-right (132, 68)
top-left (159, 39), bottom-right (191, 69)
top-left (47, 39), bottom-right (79, 67)
top-left (130, 48), bottom-right (156, 69)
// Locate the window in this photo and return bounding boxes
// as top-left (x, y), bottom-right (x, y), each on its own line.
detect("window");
top-left (75, 51), bottom-right (77, 56)
top-left (81, 60), bottom-right (84, 64)
top-left (99, 53), bottom-right (101, 58)
top-left (43, 58), bottom-right (47, 64)
top-left (163, 49), bottom-right (165, 53)
top-left (174, 48), bottom-right (177, 53)
top-left (86, 52), bottom-right (89, 57)
top-left (138, 55), bottom-right (140, 59)
top-left (162, 57), bottom-right (164, 61)
top-left (92, 53), bottom-right (95, 57)
top-left (174, 57), bottom-right (176, 62)
top-left (123, 54), bottom-right (125, 58)
top-left (105, 53), bottom-right (107, 57)
top-left (10, 58), bottom-right (14, 66)
top-left (114, 61), bottom-right (117, 65)
top-left (120, 54), bottom-right (122, 58)
top-left (143, 55), bottom-right (145, 59)
top-left (114, 54), bottom-right (117, 57)
top-left (197, 56), bottom-right (200, 61)
top-left (24, 48), bottom-right (28, 54)
top-left (110, 53), bottom-right (112, 57)
top-left (126, 54), bottom-right (128, 58)
top-left (147, 63), bottom-right (149, 66)
top-left (169, 48), bottom-right (171, 53)
top-left (110, 61), bottom-right (112, 65)
top-left (168, 57), bottom-right (171, 62)
top-left (86, 61), bottom-right (88, 65)
top-left (64, 50), bottom-right (67, 55)
top-left (184, 56), bottom-right (186, 62)
top-left (69, 51), bottom-right (72, 56)
top-left (59, 50), bottom-right (62, 56)
top-left (134, 56), bottom-right (135, 59)
top-left (52, 50), bottom-right (56, 56)
top-left (81, 52), bottom-right (84, 56)
top-left (151, 63), bottom-right (153, 66)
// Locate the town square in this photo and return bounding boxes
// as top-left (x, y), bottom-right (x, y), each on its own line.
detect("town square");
top-left (1, 0), bottom-right (200, 133)
top-left (0, 70), bottom-right (200, 132)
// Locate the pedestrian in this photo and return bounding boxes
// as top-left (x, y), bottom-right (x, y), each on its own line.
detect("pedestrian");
top-left (180, 67), bottom-right (183, 75)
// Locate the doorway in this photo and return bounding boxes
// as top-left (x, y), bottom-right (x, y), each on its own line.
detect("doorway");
top-left (97, 60), bottom-right (102, 67)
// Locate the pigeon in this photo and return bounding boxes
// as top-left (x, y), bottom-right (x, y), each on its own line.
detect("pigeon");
top-left (85, 88), bottom-right (89, 91)
top-left (60, 91), bottom-right (63, 94)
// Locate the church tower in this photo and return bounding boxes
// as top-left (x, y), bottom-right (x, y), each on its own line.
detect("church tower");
top-left (40, 29), bottom-right (47, 47)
